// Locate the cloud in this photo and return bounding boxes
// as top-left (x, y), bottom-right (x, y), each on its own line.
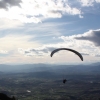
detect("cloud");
top-left (78, 0), bottom-right (94, 6)
top-left (10, 27), bottom-right (99, 61)
top-left (95, 0), bottom-right (100, 3)
top-left (0, 0), bottom-right (22, 9)
top-left (73, 29), bottom-right (100, 46)
top-left (0, 0), bottom-right (82, 23)
top-left (0, 50), bottom-right (8, 54)
top-left (18, 38), bottom-right (100, 64)
top-left (77, 0), bottom-right (100, 6)
top-left (81, 52), bottom-right (89, 55)
top-left (95, 54), bottom-right (100, 57)
top-left (58, 29), bottom-right (100, 58)
top-left (21, 0), bottom-right (82, 18)
top-left (0, 34), bottom-right (40, 50)
top-left (0, 34), bottom-right (42, 63)
top-left (18, 46), bottom-right (56, 56)
top-left (0, 18), bottom-right (23, 29)
top-left (0, 50), bottom-right (8, 57)
top-left (1, 29), bottom-right (100, 63)
top-left (18, 41), bottom-right (87, 57)
top-left (1, 0), bottom-right (100, 24)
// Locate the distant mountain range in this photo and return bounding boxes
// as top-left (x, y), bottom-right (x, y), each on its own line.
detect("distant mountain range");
top-left (0, 62), bottom-right (100, 75)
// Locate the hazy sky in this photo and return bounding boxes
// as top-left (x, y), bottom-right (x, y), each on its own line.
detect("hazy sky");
top-left (0, 0), bottom-right (100, 64)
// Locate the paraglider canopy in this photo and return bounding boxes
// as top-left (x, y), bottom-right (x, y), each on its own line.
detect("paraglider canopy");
top-left (50, 48), bottom-right (83, 61)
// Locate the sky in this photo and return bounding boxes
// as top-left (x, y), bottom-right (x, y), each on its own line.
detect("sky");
top-left (0, 0), bottom-right (100, 65)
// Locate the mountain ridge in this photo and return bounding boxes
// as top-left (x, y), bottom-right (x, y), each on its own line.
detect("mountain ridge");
top-left (0, 62), bottom-right (100, 75)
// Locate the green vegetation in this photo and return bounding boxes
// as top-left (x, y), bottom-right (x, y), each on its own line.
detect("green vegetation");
top-left (0, 73), bottom-right (100, 100)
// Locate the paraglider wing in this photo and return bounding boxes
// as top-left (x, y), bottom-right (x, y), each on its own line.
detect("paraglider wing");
top-left (50, 48), bottom-right (83, 61)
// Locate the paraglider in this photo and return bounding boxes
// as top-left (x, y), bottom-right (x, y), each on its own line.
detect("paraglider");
top-left (50, 48), bottom-right (83, 84)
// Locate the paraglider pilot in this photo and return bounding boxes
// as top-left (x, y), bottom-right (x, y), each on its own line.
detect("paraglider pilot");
top-left (63, 79), bottom-right (67, 84)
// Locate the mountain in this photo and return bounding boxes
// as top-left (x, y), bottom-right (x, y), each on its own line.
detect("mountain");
top-left (0, 62), bottom-right (100, 75)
